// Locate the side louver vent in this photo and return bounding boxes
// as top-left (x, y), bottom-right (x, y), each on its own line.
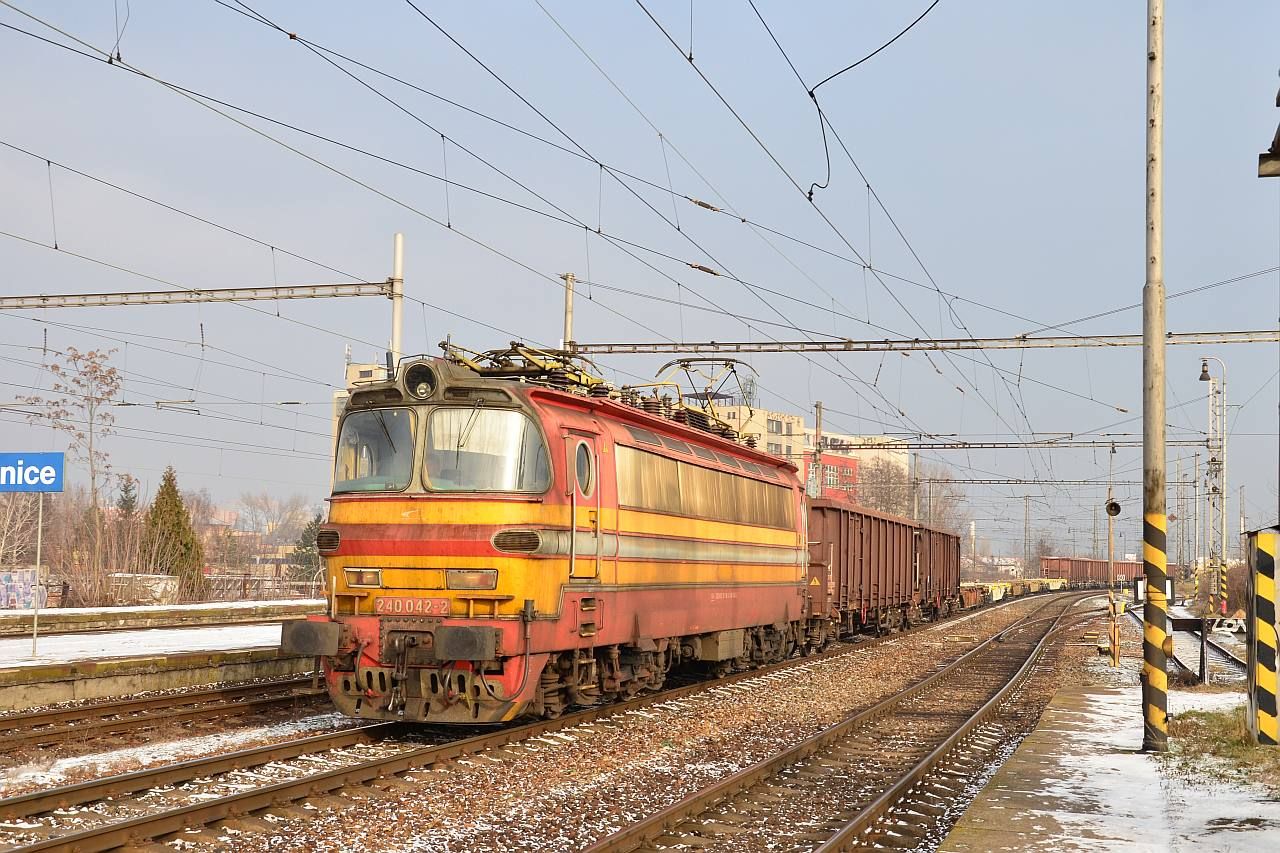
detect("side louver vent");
top-left (492, 530), bottom-right (541, 554)
top-left (316, 529), bottom-right (341, 554)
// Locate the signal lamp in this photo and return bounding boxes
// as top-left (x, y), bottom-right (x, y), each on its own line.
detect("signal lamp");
top-left (1105, 500), bottom-right (1121, 518)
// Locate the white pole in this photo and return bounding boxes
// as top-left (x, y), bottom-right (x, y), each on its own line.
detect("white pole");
top-left (1193, 451), bottom-right (1200, 603)
top-left (560, 272), bottom-right (576, 349)
top-left (390, 232), bottom-right (404, 367)
top-left (32, 492), bottom-right (43, 657)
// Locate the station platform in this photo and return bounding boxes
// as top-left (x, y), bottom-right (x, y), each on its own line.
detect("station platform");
top-left (0, 598), bottom-right (323, 637)
top-left (0, 622), bottom-right (311, 711)
top-left (940, 685), bottom-right (1280, 852)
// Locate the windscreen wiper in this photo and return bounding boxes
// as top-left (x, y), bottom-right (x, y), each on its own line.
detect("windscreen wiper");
top-left (375, 410), bottom-right (397, 454)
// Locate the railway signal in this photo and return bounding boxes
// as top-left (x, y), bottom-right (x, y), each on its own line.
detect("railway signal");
top-left (1106, 497), bottom-right (1122, 668)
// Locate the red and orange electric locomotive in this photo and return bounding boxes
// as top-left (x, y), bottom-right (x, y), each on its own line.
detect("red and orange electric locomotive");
top-left (282, 345), bottom-right (961, 724)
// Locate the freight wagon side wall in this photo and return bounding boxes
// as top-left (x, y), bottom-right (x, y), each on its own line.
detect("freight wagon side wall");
top-left (809, 500), bottom-right (934, 620)
top-left (1041, 556), bottom-right (1145, 585)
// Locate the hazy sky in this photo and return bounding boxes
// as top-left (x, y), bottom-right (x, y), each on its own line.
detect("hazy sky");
top-left (1, 1), bottom-right (1277, 557)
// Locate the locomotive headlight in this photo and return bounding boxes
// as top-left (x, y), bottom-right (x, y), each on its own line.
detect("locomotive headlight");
top-left (446, 569), bottom-right (498, 590)
top-left (404, 362), bottom-right (437, 400)
top-left (345, 568), bottom-right (382, 587)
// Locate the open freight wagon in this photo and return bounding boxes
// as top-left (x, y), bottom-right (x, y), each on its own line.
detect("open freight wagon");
top-left (806, 499), bottom-right (962, 637)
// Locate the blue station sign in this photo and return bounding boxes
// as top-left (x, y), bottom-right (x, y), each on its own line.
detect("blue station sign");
top-left (0, 453), bottom-right (65, 493)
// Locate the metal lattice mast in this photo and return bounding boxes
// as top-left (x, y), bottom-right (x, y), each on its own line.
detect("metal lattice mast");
top-left (1202, 359), bottom-right (1228, 614)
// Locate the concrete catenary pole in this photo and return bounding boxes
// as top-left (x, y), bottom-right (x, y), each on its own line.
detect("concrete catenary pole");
top-left (911, 452), bottom-right (919, 521)
top-left (1141, 0), bottom-right (1170, 753)
top-left (810, 401), bottom-right (824, 499)
top-left (390, 232), bottom-right (404, 369)
top-left (1193, 451), bottom-right (1201, 606)
top-left (560, 272), bottom-right (576, 349)
top-left (1024, 495), bottom-right (1030, 578)
top-left (970, 520), bottom-right (977, 579)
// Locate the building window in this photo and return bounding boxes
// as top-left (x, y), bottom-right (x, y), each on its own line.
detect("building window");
top-left (825, 467), bottom-right (838, 487)
top-left (785, 445), bottom-right (793, 457)
top-left (767, 442), bottom-right (783, 455)
top-left (767, 418), bottom-right (783, 434)
top-left (725, 411), bottom-right (736, 420)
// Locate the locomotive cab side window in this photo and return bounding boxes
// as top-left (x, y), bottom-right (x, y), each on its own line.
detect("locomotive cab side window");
top-left (575, 441), bottom-right (595, 496)
top-left (333, 408), bottom-right (417, 493)
top-left (424, 407), bottom-right (550, 492)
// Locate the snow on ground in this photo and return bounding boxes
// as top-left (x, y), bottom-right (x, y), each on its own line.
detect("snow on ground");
top-left (0, 623), bottom-right (283, 668)
top-left (1168, 690), bottom-right (1247, 715)
top-left (0, 712), bottom-right (353, 794)
top-left (945, 686), bottom-right (1279, 852)
top-left (0, 598), bottom-right (322, 621)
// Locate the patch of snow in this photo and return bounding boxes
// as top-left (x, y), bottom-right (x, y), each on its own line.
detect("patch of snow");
top-left (0, 623), bottom-right (284, 667)
top-left (0, 713), bottom-right (353, 794)
top-left (946, 686), bottom-right (1280, 853)
top-left (0, 599), bottom-right (322, 619)
top-left (1168, 689), bottom-right (1246, 715)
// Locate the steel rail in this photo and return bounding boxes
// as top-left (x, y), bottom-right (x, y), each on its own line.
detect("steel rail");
top-left (580, 592), bottom-right (1089, 853)
top-left (0, 678), bottom-right (322, 750)
top-left (1127, 610), bottom-right (1247, 676)
top-left (1, 595), bottom-right (1047, 851)
top-left (1190, 629), bottom-right (1248, 671)
top-left (815, 596), bottom-right (1086, 851)
top-left (0, 722), bottom-right (397, 821)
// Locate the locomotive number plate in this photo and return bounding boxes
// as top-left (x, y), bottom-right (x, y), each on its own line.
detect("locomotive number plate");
top-left (374, 596), bottom-right (450, 616)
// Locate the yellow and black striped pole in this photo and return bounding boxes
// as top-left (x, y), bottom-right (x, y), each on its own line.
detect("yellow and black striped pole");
top-left (1139, 0), bottom-right (1169, 753)
top-left (1142, 513), bottom-right (1170, 750)
top-left (1220, 562), bottom-right (1230, 615)
top-left (1248, 528), bottom-right (1278, 745)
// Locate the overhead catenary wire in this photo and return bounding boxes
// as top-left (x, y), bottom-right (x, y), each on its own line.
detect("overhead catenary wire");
top-left (746, 3), bottom-right (1057, 488)
top-left (0, 8), bottom-right (676, 355)
top-left (0, 13), bottom-right (901, 450)
top-left (218, 0), bottom-right (934, 437)
top-left (636, 0), bottom-right (1051, 491)
top-left (0, 1), bottom-right (1141, 504)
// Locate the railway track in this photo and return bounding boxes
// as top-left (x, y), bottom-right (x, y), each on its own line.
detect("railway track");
top-left (582, 592), bottom-right (1095, 853)
top-left (0, 677), bottom-right (324, 751)
top-left (1169, 629), bottom-right (1247, 682)
top-left (1127, 611), bottom-right (1247, 682)
top-left (0, 593), bottom-right (1069, 853)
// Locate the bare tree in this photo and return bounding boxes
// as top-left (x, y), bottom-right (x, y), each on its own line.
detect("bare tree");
top-left (0, 494), bottom-right (41, 566)
top-left (42, 486), bottom-right (113, 606)
top-left (20, 347), bottom-right (121, 510)
top-left (917, 462), bottom-right (971, 537)
top-left (183, 489), bottom-right (217, 534)
top-left (238, 492), bottom-right (308, 545)
top-left (105, 474), bottom-right (146, 576)
top-left (1034, 531), bottom-right (1056, 562)
top-left (856, 457), bottom-right (912, 517)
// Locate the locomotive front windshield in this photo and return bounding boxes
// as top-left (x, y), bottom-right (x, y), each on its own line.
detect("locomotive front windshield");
top-left (333, 408), bottom-right (416, 492)
top-left (424, 407), bottom-right (550, 492)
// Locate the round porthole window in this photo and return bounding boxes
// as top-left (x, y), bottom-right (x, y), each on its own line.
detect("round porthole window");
top-left (575, 443), bottom-right (594, 496)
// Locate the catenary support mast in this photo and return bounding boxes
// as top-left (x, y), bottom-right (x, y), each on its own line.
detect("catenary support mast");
top-left (1141, 0), bottom-right (1170, 753)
